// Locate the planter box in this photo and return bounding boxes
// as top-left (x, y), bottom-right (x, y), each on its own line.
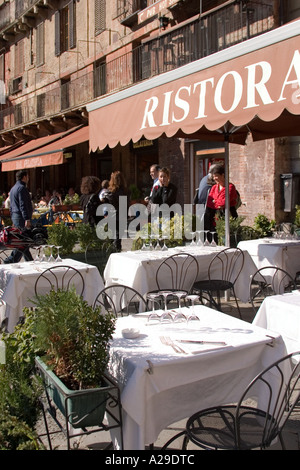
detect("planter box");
top-left (35, 356), bottom-right (109, 429)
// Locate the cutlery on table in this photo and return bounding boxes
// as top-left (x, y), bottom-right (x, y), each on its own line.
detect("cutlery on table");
top-left (177, 340), bottom-right (227, 345)
top-left (160, 336), bottom-right (187, 354)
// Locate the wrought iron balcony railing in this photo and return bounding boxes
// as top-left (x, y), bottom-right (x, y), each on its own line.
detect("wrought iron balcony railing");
top-left (0, 0), bottom-right (275, 134)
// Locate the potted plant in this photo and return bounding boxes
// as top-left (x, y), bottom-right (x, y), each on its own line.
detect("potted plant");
top-left (46, 222), bottom-right (78, 256)
top-left (31, 288), bottom-right (116, 429)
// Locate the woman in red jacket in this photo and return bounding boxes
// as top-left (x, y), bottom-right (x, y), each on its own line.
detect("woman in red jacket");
top-left (204, 164), bottom-right (238, 233)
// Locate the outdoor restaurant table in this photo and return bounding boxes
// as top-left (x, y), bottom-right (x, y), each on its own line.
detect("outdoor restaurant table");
top-left (103, 245), bottom-right (258, 303)
top-left (0, 258), bottom-right (104, 333)
top-left (107, 305), bottom-right (286, 450)
top-left (252, 291), bottom-right (300, 354)
top-left (237, 238), bottom-right (300, 279)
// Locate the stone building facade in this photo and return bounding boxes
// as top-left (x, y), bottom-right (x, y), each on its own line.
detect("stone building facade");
top-left (0, 0), bottom-right (299, 226)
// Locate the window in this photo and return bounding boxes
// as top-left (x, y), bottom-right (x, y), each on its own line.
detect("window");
top-left (14, 39), bottom-right (24, 78)
top-left (95, 0), bottom-right (106, 35)
top-left (36, 22), bottom-right (45, 66)
top-left (0, 53), bottom-right (5, 104)
top-left (55, 1), bottom-right (76, 56)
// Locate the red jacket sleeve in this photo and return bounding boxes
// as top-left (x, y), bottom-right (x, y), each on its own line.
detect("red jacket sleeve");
top-left (207, 184), bottom-right (237, 209)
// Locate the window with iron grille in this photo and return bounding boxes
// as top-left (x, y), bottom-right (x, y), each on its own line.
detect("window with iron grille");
top-left (55, 1), bottom-right (76, 56)
top-left (95, 0), bottom-right (106, 35)
top-left (36, 22), bottom-right (45, 66)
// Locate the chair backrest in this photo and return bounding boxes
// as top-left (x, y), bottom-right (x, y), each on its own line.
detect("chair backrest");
top-left (34, 265), bottom-right (85, 297)
top-left (155, 253), bottom-right (199, 292)
top-left (250, 266), bottom-right (297, 313)
top-left (236, 351), bottom-right (300, 449)
top-left (94, 284), bottom-right (147, 316)
top-left (208, 247), bottom-right (244, 284)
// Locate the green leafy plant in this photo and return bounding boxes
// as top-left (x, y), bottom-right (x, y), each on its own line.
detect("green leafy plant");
top-left (31, 288), bottom-right (116, 389)
top-left (0, 310), bottom-right (44, 449)
top-left (63, 193), bottom-right (80, 205)
top-left (253, 213), bottom-right (276, 237)
top-left (74, 222), bottom-right (110, 252)
top-left (47, 222), bottom-right (78, 255)
top-left (294, 205), bottom-right (300, 227)
top-left (129, 184), bottom-right (141, 201)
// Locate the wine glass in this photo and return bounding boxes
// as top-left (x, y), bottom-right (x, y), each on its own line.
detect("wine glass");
top-left (55, 246), bottom-right (62, 262)
top-left (186, 294), bottom-right (200, 324)
top-left (146, 293), bottom-right (161, 324)
top-left (161, 236), bottom-right (168, 251)
top-left (140, 236), bottom-right (147, 251)
top-left (190, 232), bottom-right (196, 246)
top-left (210, 232), bottom-right (217, 247)
top-left (196, 231), bottom-right (204, 247)
top-left (39, 245), bottom-right (47, 262)
top-left (173, 290), bottom-right (187, 323)
top-left (155, 237), bottom-right (162, 250)
top-left (160, 290), bottom-right (173, 323)
top-left (33, 246), bottom-right (40, 263)
top-left (48, 245), bottom-right (55, 263)
top-left (204, 231), bottom-right (210, 246)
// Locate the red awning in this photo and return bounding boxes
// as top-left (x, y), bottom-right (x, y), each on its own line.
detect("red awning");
top-left (0, 126), bottom-right (89, 172)
top-left (87, 20), bottom-right (300, 150)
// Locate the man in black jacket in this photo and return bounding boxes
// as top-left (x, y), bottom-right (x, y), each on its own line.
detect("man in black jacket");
top-left (4, 169), bottom-right (33, 263)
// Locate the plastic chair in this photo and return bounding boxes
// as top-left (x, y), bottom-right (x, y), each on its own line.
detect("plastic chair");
top-left (34, 265), bottom-right (85, 297)
top-left (193, 247), bottom-right (244, 318)
top-left (250, 266), bottom-right (297, 314)
top-left (162, 351), bottom-right (300, 450)
top-left (94, 284), bottom-right (147, 316)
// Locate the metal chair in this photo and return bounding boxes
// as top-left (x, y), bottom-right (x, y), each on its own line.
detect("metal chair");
top-left (93, 284), bottom-right (147, 316)
top-left (146, 252), bottom-right (199, 306)
top-left (162, 351), bottom-right (300, 450)
top-left (250, 266), bottom-right (297, 314)
top-left (193, 247), bottom-right (244, 318)
top-left (34, 265), bottom-right (85, 297)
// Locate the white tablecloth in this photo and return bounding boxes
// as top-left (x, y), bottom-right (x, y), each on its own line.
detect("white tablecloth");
top-left (253, 292), bottom-right (300, 354)
top-left (104, 246), bottom-right (258, 303)
top-left (107, 305), bottom-right (285, 449)
top-left (0, 259), bottom-right (104, 332)
top-left (238, 238), bottom-right (300, 278)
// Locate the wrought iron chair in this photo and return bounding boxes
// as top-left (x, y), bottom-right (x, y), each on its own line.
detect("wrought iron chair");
top-left (250, 266), bottom-right (297, 314)
top-left (162, 351), bottom-right (300, 450)
top-left (94, 284), bottom-right (147, 316)
top-left (147, 252), bottom-right (199, 308)
top-left (192, 247), bottom-right (244, 318)
top-left (34, 265), bottom-right (85, 297)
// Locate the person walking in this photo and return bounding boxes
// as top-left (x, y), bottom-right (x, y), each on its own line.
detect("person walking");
top-left (5, 169), bottom-right (33, 263)
top-left (103, 171), bottom-right (127, 252)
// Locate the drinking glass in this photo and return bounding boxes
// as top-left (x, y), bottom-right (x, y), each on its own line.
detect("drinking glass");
top-left (210, 232), bottom-right (217, 247)
top-left (190, 232), bottom-right (196, 246)
top-left (55, 246), bottom-right (62, 262)
top-left (155, 237), bottom-right (162, 250)
top-left (39, 245), bottom-right (47, 262)
top-left (196, 231), bottom-right (204, 247)
top-left (186, 294), bottom-right (200, 324)
top-left (160, 291), bottom-right (173, 323)
top-left (161, 236), bottom-right (168, 251)
top-left (173, 291), bottom-right (187, 323)
top-left (204, 231), bottom-right (210, 246)
top-left (146, 293), bottom-right (161, 324)
top-left (33, 246), bottom-right (40, 263)
top-left (48, 245), bottom-right (55, 263)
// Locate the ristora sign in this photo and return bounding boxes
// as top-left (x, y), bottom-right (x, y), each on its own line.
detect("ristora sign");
top-left (139, 49), bottom-right (300, 132)
top-left (87, 22), bottom-right (300, 151)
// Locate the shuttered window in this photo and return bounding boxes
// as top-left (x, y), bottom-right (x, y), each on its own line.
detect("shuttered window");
top-left (14, 40), bottom-right (24, 78)
top-left (95, 0), bottom-right (106, 35)
top-left (36, 22), bottom-right (45, 66)
top-left (54, 1), bottom-right (76, 56)
top-left (0, 53), bottom-right (5, 104)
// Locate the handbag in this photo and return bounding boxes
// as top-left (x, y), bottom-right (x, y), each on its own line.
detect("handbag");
top-left (193, 189), bottom-right (199, 205)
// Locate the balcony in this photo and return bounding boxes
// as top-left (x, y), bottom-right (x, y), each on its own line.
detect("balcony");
top-left (0, 0), bottom-right (275, 140)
